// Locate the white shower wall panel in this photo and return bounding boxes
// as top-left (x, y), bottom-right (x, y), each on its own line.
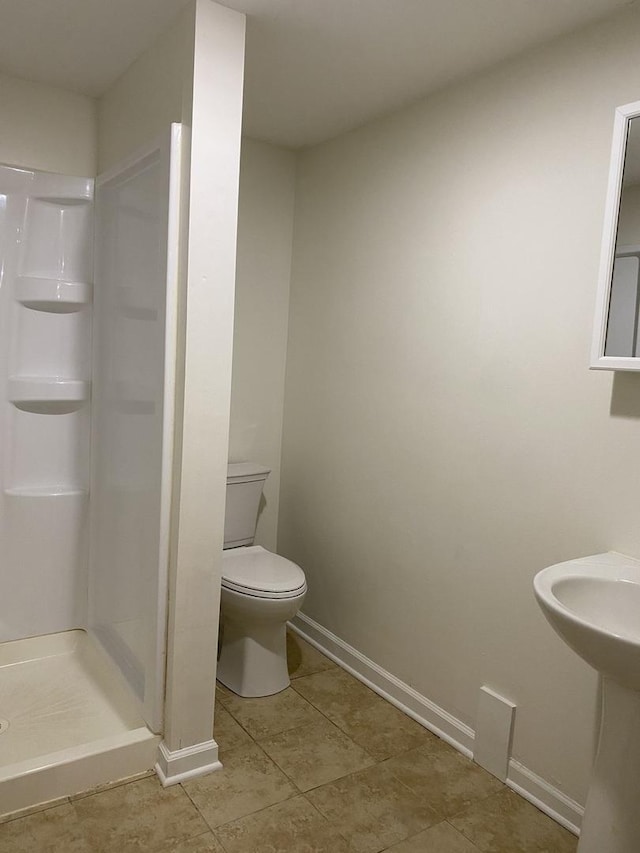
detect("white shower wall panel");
top-left (2, 495), bottom-right (88, 640)
top-left (0, 164), bottom-right (93, 644)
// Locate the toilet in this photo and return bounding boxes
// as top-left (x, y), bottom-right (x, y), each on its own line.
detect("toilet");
top-left (217, 462), bottom-right (307, 697)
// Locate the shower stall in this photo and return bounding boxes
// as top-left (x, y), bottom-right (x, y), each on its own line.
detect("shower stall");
top-left (0, 126), bottom-right (183, 815)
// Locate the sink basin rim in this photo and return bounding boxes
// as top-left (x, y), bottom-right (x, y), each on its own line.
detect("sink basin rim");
top-left (535, 552), bottom-right (640, 630)
top-left (536, 574), bottom-right (640, 646)
top-left (534, 552), bottom-right (640, 681)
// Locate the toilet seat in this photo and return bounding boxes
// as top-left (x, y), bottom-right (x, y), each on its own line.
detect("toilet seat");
top-left (222, 545), bottom-right (306, 599)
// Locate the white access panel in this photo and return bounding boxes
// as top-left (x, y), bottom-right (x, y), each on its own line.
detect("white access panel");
top-left (474, 685), bottom-right (516, 782)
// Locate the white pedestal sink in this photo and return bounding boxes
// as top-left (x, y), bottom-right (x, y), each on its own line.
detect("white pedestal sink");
top-left (534, 552), bottom-right (640, 853)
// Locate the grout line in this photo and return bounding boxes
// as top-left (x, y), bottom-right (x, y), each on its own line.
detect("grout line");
top-left (179, 780), bottom-right (205, 815)
top-left (220, 702), bottom-right (328, 748)
top-left (214, 703), bottom-right (258, 745)
top-left (219, 665), bottom-right (349, 745)
top-left (217, 647), bottom-right (498, 816)
top-left (300, 791), bottom-right (355, 849)
top-left (207, 792), bottom-right (306, 833)
top-left (442, 819), bottom-right (484, 853)
top-left (288, 667), bottom-right (411, 765)
top-left (214, 640), bottom-right (489, 831)
top-left (381, 749), bottom-right (509, 829)
top-left (445, 818), bottom-right (487, 852)
top-left (246, 737), bottom-right (304, 793)
top-left (220, 689), bottom-right (381, 796)
top-left (212, 827), bottom-right (232, 853)
top-left (219, 653), bottom-right (439, 796)
top-left (289, 675), bottom-right (374, 727)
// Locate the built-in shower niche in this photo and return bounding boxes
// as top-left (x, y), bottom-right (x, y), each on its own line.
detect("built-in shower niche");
top-left (7, 300), bottom-right (92, 492)
top-left (20, 173), bottom-right (93, 283)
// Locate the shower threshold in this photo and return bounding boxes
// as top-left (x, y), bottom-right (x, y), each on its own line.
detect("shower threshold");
top-left (0, 629), bottom-right (159, 818)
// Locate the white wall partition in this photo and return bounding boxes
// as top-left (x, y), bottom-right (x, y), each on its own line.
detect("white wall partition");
top-left (0, 164), bottom-right (93, 644)
top-left (89, 126), bottom-right (182, 734)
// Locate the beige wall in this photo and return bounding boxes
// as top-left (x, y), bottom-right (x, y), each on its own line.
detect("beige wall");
top-left (0, 72), bottom-right (96, 175)
top-left (97, 4), bottom-right (195, 173)
top-left (278, 5), bottom-right (640, 805)
top-left (230, 138), bottom-right (296, 550)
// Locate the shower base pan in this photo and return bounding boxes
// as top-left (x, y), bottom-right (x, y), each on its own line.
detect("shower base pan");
top-left (0, 629), bottom-right (159, 817)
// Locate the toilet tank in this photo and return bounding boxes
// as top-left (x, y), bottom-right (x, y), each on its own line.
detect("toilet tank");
top-left (224, 462), bottom-right (271, 548)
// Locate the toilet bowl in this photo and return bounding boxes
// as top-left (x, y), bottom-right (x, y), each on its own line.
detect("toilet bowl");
top-left (217, 464), bottom-right (307, 697)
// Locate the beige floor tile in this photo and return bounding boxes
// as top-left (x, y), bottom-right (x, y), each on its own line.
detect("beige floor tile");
top-left (449, 788), bottom-right (578, 853)
top-left (213, 702), bottom-right (253, 754)
top-left (331, 696), bottom-right (437, 761)
top-left (292, 666), bottom-right (379, 718)
top-left (0, 802), bottom-right (90, 852)
top-left (220, 686), bottom-right (325, 741)
top-left (307, 761), bottom-right (442, 853)
top-left (291, 659), bottom-right (434, 761)
top-left (183, 742), bottom-right (297, 828)
top-left (214, 794), bottom-right (352, 853)
top-left (287, 631), bottom-right (337, 679)
top-left (71, 775), bottom-right (208, 852)
top-left (383, 740), bottom-right (503, 818)
top-left (157, 830), bottom-right (226, 852)
top-left (259, 716), bottom-right (376, 791)
top-left (386, 820), bottom-right (481, 852)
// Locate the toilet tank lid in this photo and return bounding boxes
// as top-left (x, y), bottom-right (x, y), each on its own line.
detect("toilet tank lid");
top-left (227, 461), bottom-right (271, 482)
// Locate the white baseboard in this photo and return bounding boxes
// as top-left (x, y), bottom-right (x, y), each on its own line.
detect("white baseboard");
top-left (507, 760), bottom-right (583, 836)
top-left (155, 739), bottom-right (222, 787)
top-left (289, 614), bottom-right (474, 756)
top-left (289, 612), bottom-right (582, 837)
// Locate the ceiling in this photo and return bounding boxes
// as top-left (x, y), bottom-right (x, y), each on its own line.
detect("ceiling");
top-left (0, 0), bottom-right (635, 148)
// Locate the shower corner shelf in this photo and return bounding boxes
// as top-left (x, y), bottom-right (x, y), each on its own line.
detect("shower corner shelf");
top-left (9, 377), bottom-right (91, 413)
top-left (16, 277), bottom-right (92, 313)
top-left (31, 173), bottom-right (93, 205)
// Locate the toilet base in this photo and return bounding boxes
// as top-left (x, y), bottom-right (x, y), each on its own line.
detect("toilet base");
top-left (217, 618), bottom-right (290, 698)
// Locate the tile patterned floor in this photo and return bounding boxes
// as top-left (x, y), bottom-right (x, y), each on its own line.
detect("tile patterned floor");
top-left (0, 632), bottom-right (578, 853)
